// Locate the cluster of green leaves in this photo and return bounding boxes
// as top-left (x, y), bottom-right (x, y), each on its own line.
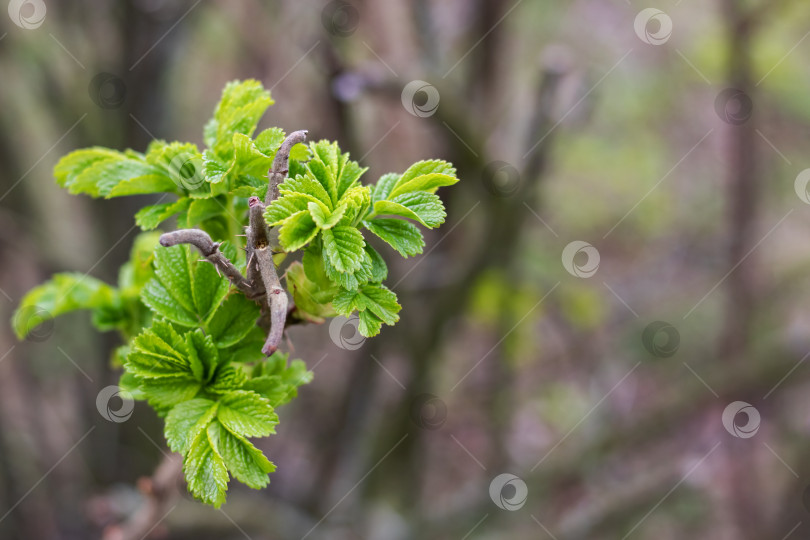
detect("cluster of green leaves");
top-left (13, 79), bottom-right (458, 507)
top-left (266, 144), bottom-right (457, 335)
top-left (124, 244), bottom-right (311, 505)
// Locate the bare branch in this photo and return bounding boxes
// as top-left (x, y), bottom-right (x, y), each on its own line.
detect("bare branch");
top-left (256, 246), bottom-right (288, 355)
top-left (159, 229), bottom-right (255, 297)
top-left (246, 197), bottom-right (268, 293)
top-left (102, 454), bottom-right (182, 540)
top-left (266, 129), bottom-right (308, 205)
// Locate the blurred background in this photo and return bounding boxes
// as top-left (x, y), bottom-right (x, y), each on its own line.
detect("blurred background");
top-left (2, 0), bottom-right (810, 538)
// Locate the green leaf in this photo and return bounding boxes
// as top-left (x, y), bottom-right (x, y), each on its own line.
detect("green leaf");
top-left (126, 319), bottom-right (198, 379)
top-left (372, 191), bottom-right (446, 228)
top-left (280, 173), bottom-right (333, 210)
top-left (141, 245), bottom-right (229, 327)
top-left (206, 364), bottom-right (249, 395)
top-left (187, 197), bottom-right (225, 227)
top-left (71, 156), bottom-right (172, 198)
top-left (308, 140), bottom-right (340, 204)
top-left (388, 173), bottom-right (458, 200)
top-left (165, 398), bottom-right (218, 454)
top-left (141, 375), bottom-right (203, 413)
top-left (13, 273), bottom-right (118, 339)
top-left (220, 326), bottom-right (267, 364)
top-left (217, 391), bottom-right (278, 438)
top-left (55, 147), bottom-right (125, 190)
top-left (336, 154), bottom-right (367, 200)
top-left (210, 421), bottom-right (275, 489)
top-left (264, 193), bottom-right (314, 226)
top-left (184, 424), bottom-right (228, 507)
top-left (371, 173), bottom-right (401, 204)
top-left (336, 185), bottom-right (371, 225)
top-left (185, 329), bottom-right (219, 382)
top-left (363, 219), bottom-right (425, 257)
top-left (246, 353), bottom-right (313, 406)
top-left (254, 127), bottom-right (285, 155)
top-left (332, 283), bottom-right (401, 327)
top-left (308, 201), bottom-right (346, 230)
top-left (278, 210), bottom-right (319, 252)
top-left (134, 198), bottom-right (191, 231)
top-left (106, 173), bottom-right (177, 198)
top-left (285, 261), bottom-right (337, 323)
top-left (364, 244), bottom-right (388, 282)
top-left (204, 80), bottom-right (274, 161)
top-left (321, 226), bottom-right (365, 273)
top-left (388, 160), bottom-right (457, 198)
top-left (207, 293), bottom-right (261, 348)
top-left (358, 310), bottom-right (384, 337)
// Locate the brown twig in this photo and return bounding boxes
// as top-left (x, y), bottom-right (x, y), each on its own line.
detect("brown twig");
top-left (254, 129), bottom-right (308, 352)
top-left (159, 229), bottom-right (256, 298)
top-left (265, 129), bottom-right (308, 205)
top-left (102, 454), bottom-right (183, 540)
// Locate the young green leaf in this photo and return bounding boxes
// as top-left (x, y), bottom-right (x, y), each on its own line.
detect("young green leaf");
top-left (210, 421), bottom-right (276, 489)
top-left (13, 273), bottom-right (118, 340)
top-left (308, 201), bottom-right (346, 230)
top-left (204, 79), bottom-right (274, 161)
top-left (184, 425), bottom-right (229, 507)
top-left (278, 210), bottom-right (319, 252)
top-left (372, 191), bottom-right (446, 228)
top-left (363, 219), bottom-right (425, 257)
top-left (321, 225), bottom-right (365, 273)
top-left (217, 390), bottom-right (278, 438)
top-left (165, 398), bottom-right (219, 454)
top-left (141, 245), bottom-right (229, 327)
